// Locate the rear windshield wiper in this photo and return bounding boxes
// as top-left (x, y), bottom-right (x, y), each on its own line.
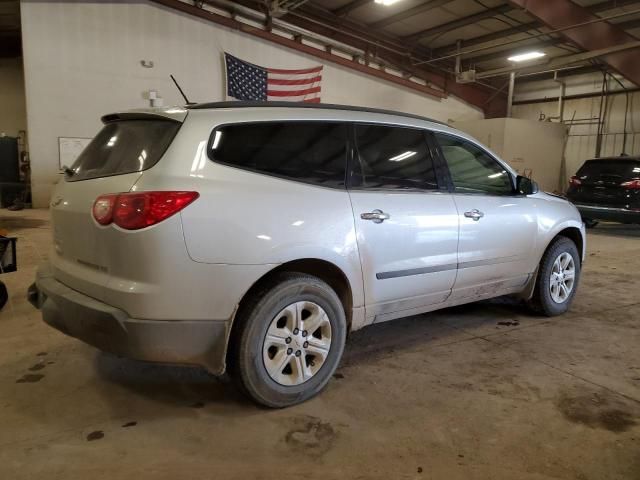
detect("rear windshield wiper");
top-left (62, 165), bottom-right (75, 177)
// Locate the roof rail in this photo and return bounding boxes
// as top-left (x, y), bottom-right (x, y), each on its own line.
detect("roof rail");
top-left (187, 101), bottom-right (445, 125)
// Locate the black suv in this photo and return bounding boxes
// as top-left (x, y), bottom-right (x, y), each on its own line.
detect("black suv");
top-left (566, 156), bottom-right (640, 227)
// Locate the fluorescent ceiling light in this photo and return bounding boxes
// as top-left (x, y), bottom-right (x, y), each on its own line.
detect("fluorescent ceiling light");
top-left (508, 51), bottom-right (546, 62)
top-left (375, 0), bottom-right (403, 6)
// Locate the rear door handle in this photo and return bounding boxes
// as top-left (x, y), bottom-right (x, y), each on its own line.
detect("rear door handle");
top-left (361, 209), bottom-right (390, 224)
top-left (464, 209), bottom-right (484, 221)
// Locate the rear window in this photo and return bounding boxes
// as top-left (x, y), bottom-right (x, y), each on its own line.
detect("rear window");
top-left (353, 124), bottom-right (438, 190)
top-left (67, 120), bottom-right (181, 181)
top-left (577, 159), bottom-right (640, 181)
top-left (208, 122), bottom-right (347, 188)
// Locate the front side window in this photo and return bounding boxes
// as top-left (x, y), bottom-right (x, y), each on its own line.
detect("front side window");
top-left (353, 124), bottom-right (438, 190)
top-left (435, 133), bottom-right (513, 195)
top-left (209, 122), bottom-right (347, 188)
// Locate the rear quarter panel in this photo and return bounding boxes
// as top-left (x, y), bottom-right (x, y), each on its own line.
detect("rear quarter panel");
top-left (132, 109), bottom-right (365, 310)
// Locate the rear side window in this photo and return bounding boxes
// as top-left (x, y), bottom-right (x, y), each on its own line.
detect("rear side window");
top-left (209, 122), bottom-right (347, 188)
top-left (577, 159), bottom-right (640, 182)
top-left (435, 133), bottom-right (512, 195)
top-left (68, 120), bottom-right (180, 181)
top-left (353, 124), bottom-right (438, 190)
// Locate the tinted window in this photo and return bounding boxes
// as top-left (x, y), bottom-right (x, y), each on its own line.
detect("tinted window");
top-left (209, 122), bottom-right (347, 188)
top-left (435, 133), bottom-right (512, 195)
top-left (576, 159), bottom-right (640, 182)
top-left (354, 125), bottom-right (437, 190)
top-left (68, 120), bottom-right (180, 181)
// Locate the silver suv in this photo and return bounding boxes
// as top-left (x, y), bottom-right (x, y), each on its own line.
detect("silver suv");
top-left (29, 102), bottom-right (585, 407)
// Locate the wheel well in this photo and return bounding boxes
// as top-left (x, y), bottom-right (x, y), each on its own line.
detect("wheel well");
top-left (225, 259), bottom-right (353, 372)
top-left (555, 227), bottom-right (584, 263)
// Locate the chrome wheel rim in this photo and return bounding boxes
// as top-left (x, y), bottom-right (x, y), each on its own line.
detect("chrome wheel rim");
top-left (549, 252), bottom-right (576, 304)
top-left (262, 301), bottom-right (332, 386)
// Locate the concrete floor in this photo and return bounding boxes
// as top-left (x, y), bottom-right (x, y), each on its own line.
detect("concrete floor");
top-left (0, 209), bottom-right (639, 479)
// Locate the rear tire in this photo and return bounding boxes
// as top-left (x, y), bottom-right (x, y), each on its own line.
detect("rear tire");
top-left (529, 236), bottom-right (581, 316)
top-left (230, 272), bottom-right (346, 408)
top-left (0, 281), bottom-right (6, 310)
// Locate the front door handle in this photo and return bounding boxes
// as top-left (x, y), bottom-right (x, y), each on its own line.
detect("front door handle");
top-left (361, 209), bottom-right (390, 224)
top-left (464, 209), bottom-right (484, 221)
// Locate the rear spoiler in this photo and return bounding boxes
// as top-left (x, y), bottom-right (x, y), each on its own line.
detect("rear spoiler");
top-left (101, 107), bottom-right (187, 124)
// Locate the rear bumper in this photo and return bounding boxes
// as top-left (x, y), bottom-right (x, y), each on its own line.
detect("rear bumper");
top-left (28, 263), bottom-right (231, 375)
top-left (574, 204), bottom-right (640, 223)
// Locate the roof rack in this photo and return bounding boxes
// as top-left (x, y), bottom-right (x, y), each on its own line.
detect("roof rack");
top-left (187, 101), bottom-right (445, 126)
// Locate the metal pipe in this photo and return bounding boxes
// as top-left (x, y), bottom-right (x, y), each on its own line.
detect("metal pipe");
top-left (476, 40), bottom-right (640, 79)
top-left (556, 72), bottom-right (565, 122)
top-left (507, 72), bottom-right (515, 117)
top-left (595, 72), bottom-right (607, 158)
top-left (513, 86), bottom-right (640, 105)
top-left (569, 132), bottom-right (640, 137)
top-left (412, 8), bottom-right (640, 66)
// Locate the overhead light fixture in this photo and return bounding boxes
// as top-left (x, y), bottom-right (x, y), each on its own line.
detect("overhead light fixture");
top-left (375, 0), bottom-right (403, 6)
top-left (508, 51), bottom-right (546, 62)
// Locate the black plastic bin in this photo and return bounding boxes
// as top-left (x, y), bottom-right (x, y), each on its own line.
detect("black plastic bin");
top-left (0, 236), bottom-right (17, 274)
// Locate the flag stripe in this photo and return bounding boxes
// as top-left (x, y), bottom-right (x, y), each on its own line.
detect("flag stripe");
top-left (267, 76), bottom-right (322, 86)
top-left (266, 86), bottom-right (321, 97)
top-left (267, 66), bottom-right (323, 75)
top-left (303, 98), bottom-right (321, 103)
top-left (267, 70), bottom-right (323, 81)
top-left (266, 82), bottom-right (321, 92)
top-left (267, 93), bottom-right (321, 101)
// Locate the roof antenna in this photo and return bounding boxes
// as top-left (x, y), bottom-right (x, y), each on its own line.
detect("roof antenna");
top-left (170, 74), bottom-right (195, 105)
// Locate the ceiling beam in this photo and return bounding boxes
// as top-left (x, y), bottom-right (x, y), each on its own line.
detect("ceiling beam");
top-left (221, 0), bottom-right (506, 114)
top-left (150, 0), bottom-right (446, 99)
top-left (464, 38), bottom-right (570, 65)
top-left (404, 4), bottom-right (512, 43)
top-left (368, 0), bottom-right (453, 30)
top-left (281, 3), bottom-right (507, 113)
top-left (332, 0), bottom-right (371, 17)
top-left (434, 0), bottom-right (640, 56)
top-left (508, 0), bottom-right (640, 86)
top-left (476, 40), bottom-right (640, 79)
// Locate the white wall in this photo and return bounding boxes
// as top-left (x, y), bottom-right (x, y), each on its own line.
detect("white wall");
top-left (0, 57), bottom-right (27, 138)
top-left (512, 71), bottom-right (640, 188)
top-left (20, 0), bottom-right (483, 207)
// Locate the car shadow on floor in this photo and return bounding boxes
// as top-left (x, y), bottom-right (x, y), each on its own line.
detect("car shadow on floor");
top-left (586, 223), bottom-right (640, 238)
top-left (92, 297), bottom-right (535, 409)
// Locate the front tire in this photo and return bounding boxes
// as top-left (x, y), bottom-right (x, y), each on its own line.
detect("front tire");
top-left (230, 272), bottom-right (346, 408)
top-left (529, 236), bottom-right (581, 316)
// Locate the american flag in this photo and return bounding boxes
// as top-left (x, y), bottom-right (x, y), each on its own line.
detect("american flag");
top-left (224, 53), bottom-right (322, 103)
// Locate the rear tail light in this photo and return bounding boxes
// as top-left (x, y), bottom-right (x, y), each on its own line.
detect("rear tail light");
top-left (569, 176), bottom-right (582, 186)
top-left (93, 194), bottom-right (117, 225)
top-left (92, 191), bottom-right (199, 230)
top-left (621, 179), bottom-right (640, 189)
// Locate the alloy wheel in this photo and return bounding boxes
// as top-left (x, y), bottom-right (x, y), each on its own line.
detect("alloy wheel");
top-left (549, 252), bottom-right (576, 304)
top-left (262, 301), bottom-right (332, 386)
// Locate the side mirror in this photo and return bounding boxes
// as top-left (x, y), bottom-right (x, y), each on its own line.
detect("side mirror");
top-left (517, 175), bottom-right (539, 195)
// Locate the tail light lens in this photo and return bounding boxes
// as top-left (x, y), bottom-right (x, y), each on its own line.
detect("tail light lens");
top-left (93, 191), bottom-right (199, 230)
top-left (569, 176), bottom-right (582, 187)
top-left (621, 179), bottom-right (640, 189)
top-left (93, 194), bottom-right (117, 225)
